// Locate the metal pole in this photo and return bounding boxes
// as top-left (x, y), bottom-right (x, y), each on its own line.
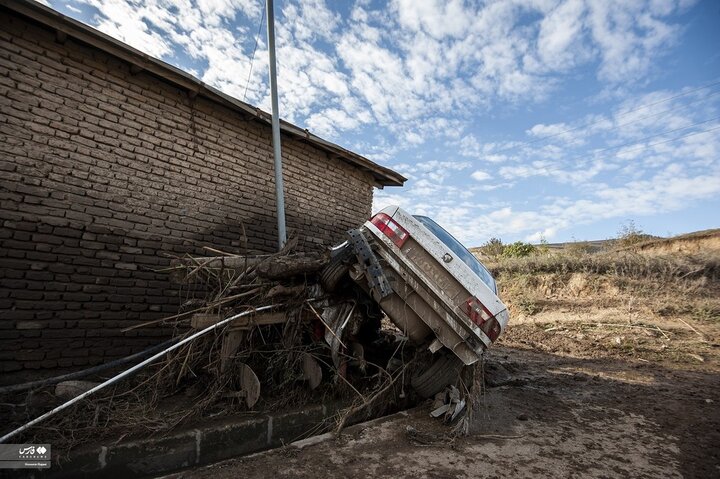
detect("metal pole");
top-left (266, 0), bottom-right (287, 250)
top-left (0, 305), bottom-right (277, 444)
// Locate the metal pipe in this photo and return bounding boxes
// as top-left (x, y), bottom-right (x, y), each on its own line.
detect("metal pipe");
top-left (0, 338), bottom-right (178, 395)
top-left (0, 305), bottom-right (277, 444)
top-left (265, 0), bottom-right (287, 250)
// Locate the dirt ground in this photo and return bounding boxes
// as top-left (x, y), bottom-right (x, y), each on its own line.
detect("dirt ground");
top-left (161, 334), bottom-right (720, 478)
top-left (160, 241), bottom-right (720, 478)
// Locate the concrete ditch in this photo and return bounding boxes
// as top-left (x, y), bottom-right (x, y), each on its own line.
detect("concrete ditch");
top-left (21, 402), bottom-right (351, 479)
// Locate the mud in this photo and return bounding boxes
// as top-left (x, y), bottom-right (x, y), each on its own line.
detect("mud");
top-left (161, 248), bottom-right (720, 479)
top-left (163, 342), bottom-right (720, 479)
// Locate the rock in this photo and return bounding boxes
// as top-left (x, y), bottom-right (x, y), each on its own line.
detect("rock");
top-left (484, 361), bottom-right (512, 387)
top-left (26, 389), bottom-right (55, 410)
top-left (55, 380), bottom-right (99, 400)
top-left (432, 392), bottom-right (446, 410)
top-left (517, 413), bottom-right (529, 421)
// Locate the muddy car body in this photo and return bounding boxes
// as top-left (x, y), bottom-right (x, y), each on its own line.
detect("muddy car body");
top-left (358, 206), bottom-right (508, 364)
top-left (324, 206), bottom-right (509, 395)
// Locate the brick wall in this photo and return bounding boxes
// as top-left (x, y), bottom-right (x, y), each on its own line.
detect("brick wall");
top-left (0, 9), bottom-right (375, 373)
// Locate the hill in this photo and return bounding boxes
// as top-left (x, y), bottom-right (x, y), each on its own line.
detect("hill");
top-left (480, 228), bottom-right (720, 367)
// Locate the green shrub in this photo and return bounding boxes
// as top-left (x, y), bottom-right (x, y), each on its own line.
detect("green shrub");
top-left (502, 241), bottom-right (537, 258)
top-left (479, 237), bottom-right (505, 259)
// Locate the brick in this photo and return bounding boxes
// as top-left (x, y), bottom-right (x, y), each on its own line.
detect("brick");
top-left (16, 350), bottom-right (45, 360)
top-left (1, 362), bottom-right (21, 372)
top-left (53, 227), bottom-right (83, 238)
top-left (115, 262), bottom-right (137, 271)
top-left (20, 330), bottom-right (41, 338)
top-left (1, 8), bottom-right (375, 373)
top-left (42, 329), bottom-right (86, 339)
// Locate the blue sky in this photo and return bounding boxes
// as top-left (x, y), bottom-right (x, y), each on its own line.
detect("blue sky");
top-left (40, 0), bottom-right (720, 246)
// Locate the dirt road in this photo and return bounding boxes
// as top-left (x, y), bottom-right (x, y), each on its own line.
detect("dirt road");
top-left (163, 341), bottom-right (719, 479)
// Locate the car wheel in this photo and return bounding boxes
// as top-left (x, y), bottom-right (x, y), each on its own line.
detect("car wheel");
top-left (411, 350), bottom-right (464, 398)
top-left (320, 245), bottom-right (353, 292)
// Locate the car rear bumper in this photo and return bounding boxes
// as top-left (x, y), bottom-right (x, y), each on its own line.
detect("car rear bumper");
top-left (358, 225), bottom-right (492, 365)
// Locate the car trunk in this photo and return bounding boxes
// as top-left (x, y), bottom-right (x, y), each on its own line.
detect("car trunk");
top-left (363, 233), bottom-right (487, 365)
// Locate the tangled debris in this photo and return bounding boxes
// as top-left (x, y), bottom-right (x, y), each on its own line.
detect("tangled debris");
top-left (0, 240), bottom-right (441, 453)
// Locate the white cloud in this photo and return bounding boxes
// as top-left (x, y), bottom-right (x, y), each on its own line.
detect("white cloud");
top-left (84, 0), bottom-right (174, 58)
top-left (195, 0), bottom-right (260, 26)
top-left (54, 0), bottom-right (715, 244)
top-left (537, 0), bottom-right (588, 71)
top-left (586, 0), bottom-right (686, 82)
top-left (422, 164), bottom-right (720, 246)
top-left (394, 0), bottom-right (471, 40)
top-left (67, 0), bottom-right (695, 146)
top-left (471, 170), bottom-right (491, 181)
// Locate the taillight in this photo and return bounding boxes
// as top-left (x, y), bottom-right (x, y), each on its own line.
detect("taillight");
top-left (463, 297), bottom-right (501, 342)
top-left (370, 213), bottom-right (410, 248)
top-left (483, 317), bottom-right (502, 342)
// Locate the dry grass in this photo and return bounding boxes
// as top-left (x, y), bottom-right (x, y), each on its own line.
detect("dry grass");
top-left (490, 249), bottom-right (720, 329)
top-left (489, 251), bottom-right (719, 283)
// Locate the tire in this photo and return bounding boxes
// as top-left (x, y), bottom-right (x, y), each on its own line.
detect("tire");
top-left (320, 246), bottom-right (353, 292)
top-left (411, 351), bottom-right (464, 398)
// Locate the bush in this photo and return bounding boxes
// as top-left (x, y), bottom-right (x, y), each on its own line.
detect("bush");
top-left (566, 241), bottom-right (592, 256)
top-left (488, 251), bottom-right (720, 283)
top-left (479, 237), bottom-right (505, 259)
top-left (502, 241), bottom-right (537, 258)
top-left (616, 220), bottom-right (646, 247)
top-left (537, 236), bottom-right (550, 255)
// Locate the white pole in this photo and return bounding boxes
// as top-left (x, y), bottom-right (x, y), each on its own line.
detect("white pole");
top-left (266, 0), bottom-right (287, 250)
top-left (0, 305), bottom-right (277, 444)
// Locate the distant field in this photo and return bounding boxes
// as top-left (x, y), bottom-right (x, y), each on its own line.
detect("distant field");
top-left (470, 228), bottom-right (720, 257)
top-left (481, 227), bottom-right (720, 367)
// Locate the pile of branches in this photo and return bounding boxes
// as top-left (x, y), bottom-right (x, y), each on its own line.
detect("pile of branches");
top-left (1, 240), bottom-right (415, 452)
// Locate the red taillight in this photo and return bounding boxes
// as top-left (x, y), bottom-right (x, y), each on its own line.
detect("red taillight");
top-left (483, 317), bottom-right (502, 342)
top-left (463, 297), bottom-right (501, 342)
top-left (370, 213), bottom-right (410, 248)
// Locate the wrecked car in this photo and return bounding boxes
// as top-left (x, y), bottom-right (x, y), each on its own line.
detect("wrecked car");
top-left (321, 205), bottom-right (509, 397)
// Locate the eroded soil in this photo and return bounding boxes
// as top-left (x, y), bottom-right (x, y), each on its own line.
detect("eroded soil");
top-left (163, 253), bottom-right (720, 479)
top-left (164, 340), bottom-right (720, 479)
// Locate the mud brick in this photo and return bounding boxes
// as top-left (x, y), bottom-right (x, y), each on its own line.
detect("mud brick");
top-left (48, 263), bottom-right (74, 274)
top-left (1, 5), bottom-right (378, 374)
top-left (3, 239), bottom-right (36, 250)
top-left (61, 348), bottom-right (89, 357)
top-left (1, 362), bottom-right (21, 372)
top-left (12, 290), bottom-right (43, 300)
top-left (16, 350), bottom-right (44, 360)
top-left (25, 251), bottom-right (58, 262)
top-left (30, 234), bottom-right (63, 245)
top-left (12, 230), bottom-right (32, 241)
top-left (5, 249), bottom-right (26, 259)
top-left (0, 279), bottom-right (27, 289)
top-left (42, 329), bottom-right (86, 339)
top-left (20, 330), bottom-right (41, 338)
top-left (25, 271), bottom-right (53, 281)
top-left (53, 226), bottom-right (83, 238)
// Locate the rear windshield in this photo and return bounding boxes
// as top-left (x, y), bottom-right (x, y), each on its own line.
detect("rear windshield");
top-left (413, 215), bottom-right (497, 293)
